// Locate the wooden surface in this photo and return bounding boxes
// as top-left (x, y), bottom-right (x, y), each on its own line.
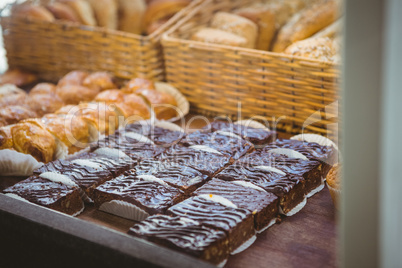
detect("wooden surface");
top-left (0, 114), bottom-right (338, 268)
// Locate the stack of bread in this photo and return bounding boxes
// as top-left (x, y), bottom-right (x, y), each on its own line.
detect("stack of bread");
top-left (12, 0), bottom-right (192, 35)
top-left (190, 0), bottom-right (342, 63)
top-left (0, 72), bottom-right (179, 162)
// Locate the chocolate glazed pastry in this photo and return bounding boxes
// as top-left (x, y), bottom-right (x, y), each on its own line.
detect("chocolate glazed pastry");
top-left (133, 160), bottom-right (209, 194)
top-left (129, 215), bottom-right (229, 265)
top-left (240, 150), bottom-right (323, 196)
top-left (193, 179), bottom-right (279, 231)
top-left (3, 176), bottom-right (84, 216)
top-left (180, 130), bottom-right (254, 159)
top-left (264, 139), bottom-right (337, 177)
top-left (204, 120), bottom-right (277, 147)
top-left (216, 163), bottom-right (306, 215)
top-left (34, 159), bottom-right (113, 199)
top-left (93, 173), bottom-right (185, 216)
top-left (158, 145), bottom-right (233, 176)
top-left (167, 196), bottom-right (255, 252)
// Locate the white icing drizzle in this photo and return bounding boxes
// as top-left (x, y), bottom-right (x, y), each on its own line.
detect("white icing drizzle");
top-left (189, 145), bottom-right (223, 155)
top-left (198, 194), bottom-right (237, 209)
top-left (179, 217), bottom-right (200, 225)
top-left (124, 132), bottom-right (154, 144)
top-left (94, 147), bottom-right (130, 159)
top-left (232, 181), bottom-right (266, 192)
top-left (136, 175), bottom-right (168, 186)
top-left (39, 172), bottom-right (78, 187)
top-left (71, 159), bottom-right (103, 170)
top-left (254, 166), bottom-right (287, 176)
top-left (4, 193), bottom-right (30, 203)
top-left (215, 130), bottom-right (242, 139)
top-left (267, 148), bottom-right (309, 161)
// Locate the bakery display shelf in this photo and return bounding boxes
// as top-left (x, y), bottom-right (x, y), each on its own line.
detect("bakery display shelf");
top-left (0, 115), bottom-right (337, 267)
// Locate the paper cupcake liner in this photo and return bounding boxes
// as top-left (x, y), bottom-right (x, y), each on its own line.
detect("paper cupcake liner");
top-left (327, 183), bottom-right (341, 210)
top-left (267, 148), bottom-right (309, 161)
top-left (291, 133), bottom-right (339, 151)
top-left (217, 259), bottom-right (228, 268)
top-left (230, 235), bottom-right (257, 255)
top-left (256, 218), bottom-right (277, 234)
top-left (0, 149), bottom-right (43, 176)
top-left (54, 138), bottom-right (69, 160)
top-left (306, 183), bottom-right (325, 198)
top-left (279, 197), bottom-right (307, 216)
top-left (154, 82), bottom-right (190, 123)
top-left (99, 200), bottom-right (149, 221)
top-left (71, 201), bottom-right (85, 217)
top-left (235, 119), bottom-right (270, 131)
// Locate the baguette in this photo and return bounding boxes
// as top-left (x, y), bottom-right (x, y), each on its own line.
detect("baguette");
top-left (272, 0), bottom-right (341, 52)
top-left (13, 3), bottom-right (55, 22)
top-left (117, 0), bottom-right (146, 34)
top-left (191, 28), bottom-right (251, 48)
top-left (86, 0), bottom-right (118, 29)
top-left (60, 0), bottom-right (97, 26)
top-left (312, 18), bottom-right (343, 39)
top-left (46, 2), bottom-right (81, 23)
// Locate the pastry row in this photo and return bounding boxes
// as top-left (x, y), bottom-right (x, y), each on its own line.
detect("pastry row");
top-left (2, 119), bottom-right (338, 265)
top-left (12, 0), bottom-right (192, 35)
top-left (0, 73), bottom-right (180, 162)
top-left (191, 0), bottom-right (342, 62)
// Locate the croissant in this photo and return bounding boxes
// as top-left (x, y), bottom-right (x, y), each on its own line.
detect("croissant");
top-left (0, 105), bottom-right (38, 125)
top-left (136, 88), bottom-right (177, 120)
top-left (82, 72), bottom-right (116, 91)
top-left (122, 77), bottom-right (155, 94)
top-left (0, 84), bottom-right (27, 107)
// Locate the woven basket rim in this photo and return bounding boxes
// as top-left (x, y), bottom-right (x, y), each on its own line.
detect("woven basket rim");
top-left (162, 0), bottom-right (340, 67)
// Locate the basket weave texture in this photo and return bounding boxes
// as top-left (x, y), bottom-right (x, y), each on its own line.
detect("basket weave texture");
top-left (0, 0), bottom-right (201, 82)
top-left (162, 0), bottom-right (340, 137)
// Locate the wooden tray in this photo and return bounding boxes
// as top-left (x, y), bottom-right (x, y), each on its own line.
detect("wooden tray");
top-left (0, 115), bottom-right (337, 268)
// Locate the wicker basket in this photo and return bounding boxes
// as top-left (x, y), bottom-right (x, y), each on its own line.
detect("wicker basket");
top-left (0, 0), bottom-right (201, 82)
top-left (162, 0), bottom-right (340, 138)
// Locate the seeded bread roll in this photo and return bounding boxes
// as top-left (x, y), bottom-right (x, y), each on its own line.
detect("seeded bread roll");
top-left (284, 37), bottom-right (339, 63)
top-left (86, 0), bottom-right (118, 29)
top-left (272, 0), bottom-right (341, 52)
top-left (210, 12), bottom-right (258, 49)
top-left (59, 0), bottom-right (97, 26)
top-left (118, 0), bottom-right (146, 34)
top-left (191, 28), bottom-right (251, 48)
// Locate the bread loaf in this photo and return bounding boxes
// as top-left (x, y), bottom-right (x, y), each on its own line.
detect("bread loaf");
top-left (272, 0), bottom-right (341, 52)
top-left (312, 18), bottom-right (343, 39)
top-left (118, 0), bottom-right (146, 34)
top-left (191, 28), bottom-right (251, 48)
top-left (60, 0), bottom-right (97, 26)
top-left (13, 3), bottom-right (55, 22)
top-left (210, 12), bottom-right (258, 49)
top-left (46, 2), bottom-right (81, 22)
top-left (86, 0), bottom-right (118, 29)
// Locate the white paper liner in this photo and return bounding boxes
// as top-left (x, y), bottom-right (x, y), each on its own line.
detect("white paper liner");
top-left (0, 149), bottom-right (43, 176)
top-left (198, 194), bottom-right (237, 209)
top-left (54, 138), bottom-right (69, 160)
top-left (189, 145), bottom-right (223, 155)
top-left (230, 235), bottom-right (257, 255)
top-left (124, 132), bottom-right (154, 144)
top-left (254, 166), bottom-right (286, 176)
top-left (4, 193), bottom-right (31, 203)
top-left (267, 148), bottom-right (309, 161)
top-left (232, 181), bottom-right (266, 192)
top-left (279, 197), bottom-right (307, 216)
top-left (291, 133), bottom-right (339, 151)
top-left (235, 119), bottom-right (270, 131)
top-left (99, 200), bottom-right (149, 221)
top-left (154, 82), bottom-right (190, 123)
top-left (306, 177), bottom-right (326, 198)
top-left (71, 201), bottom-right (85, 217)
top-left (217, 259), bottom-right (228, 268)
top-left (256, 218), bottom-right (277, 234)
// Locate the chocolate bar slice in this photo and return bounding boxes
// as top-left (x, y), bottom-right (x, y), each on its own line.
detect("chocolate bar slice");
top-left (216, 163), bottom-right (306, 215)
top-left (264, 139), bottom-right (337, 177)
top-left (158, 145), bottom-right (232, 176)
top-left (193, 179), bottom-right (279, 232)
top-left (122, 122), bottom-right (185, 146)
top-left (133, 159), bottom-right (209, 194)
top-left (180, 130), bottom-right (254, 159)
top-left (34, 159), bottom-right (113, 199)
top-left (167, 195), bottom-right (255, 252)
top-left (90, 132), bottom-right (164, 160)
top-left (128, 215), bottom-right (229, 265)
top-left (3, 176), bottom-right (84, 216)
top-left (239, 149), bottom-right (323, 196)
top-left (93, 173), bottom-right (185, 220)
top-left (204, 120), bottom-right (276, 147)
